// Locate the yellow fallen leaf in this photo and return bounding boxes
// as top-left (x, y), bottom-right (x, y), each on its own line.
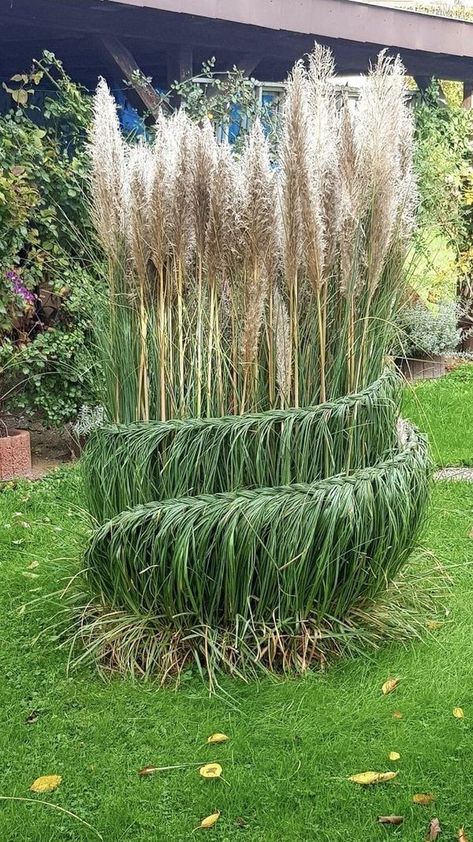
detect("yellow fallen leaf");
top-left (30, 775), bottom-right (62, 794)
top-left (382, 677), bottom-right (399, 695)
top-left (392, 710), bottom-right (403, 719)
top-left (207, 733), bottom-right (229, 745)
top-left (388, 751), bottom-right (400, 761)
top-left (426, 620), bottom-right (443, 631)
top-left (458, 828), bottom-right (469, 842)
top-left (198, 811), bottom-right (220, 829)
top-left (453, 707), bottom-right (465, 719)
top-left (349, 771), bottom-right (398, 785)
top-left (413, 793), bottom-right (435, 805)
top-left (199, 763), bottom-right (222, 779)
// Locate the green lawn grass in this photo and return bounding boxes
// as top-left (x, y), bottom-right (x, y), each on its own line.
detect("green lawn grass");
top-left (0, 367), bottom-right (472, 841)
top-left (0, 467), bottom-right (472, 841)
top-left (402, 363), bottom-right (473, 466)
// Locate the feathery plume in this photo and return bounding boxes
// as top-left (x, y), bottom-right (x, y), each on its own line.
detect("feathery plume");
top-left (273, 284), bottom-right (291, 402)
top-left (206, 141), bottom-right (241, 287)
top-left (279, 60), bottom-right (308, 284)
top-left (166, 109), bottom-right (194, 267)
top-left (355, 52), bottom-right (409, 293)
top-left (239, 120), bottom-right (276, 369)
top-left (125, 142), bottom-right (153, 290)
top-left (190, 119), bottom-right (217, 261)
top-left (149, 112), bottom-right (172, 274)
top-left (89, 79), bottom-right (125, 259)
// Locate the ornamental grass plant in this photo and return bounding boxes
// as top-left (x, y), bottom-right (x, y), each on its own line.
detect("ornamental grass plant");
top-left (90, 47), bottom-right (416, 423)
top-left (78, 46), bottom-right (431, 683)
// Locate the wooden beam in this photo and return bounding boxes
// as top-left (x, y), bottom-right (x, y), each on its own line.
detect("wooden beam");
top-left (236, 54), bottom-right (261, 76)
top-left (166, 44), bottom-right (193, 87)
top-left (414, 75), bottom-right (448, 105)
top-left (101, 35), bottom-right (164, 117)
top-left (463, 80), bottom-right (473, 109)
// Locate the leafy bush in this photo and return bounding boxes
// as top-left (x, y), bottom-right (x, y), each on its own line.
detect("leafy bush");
top-left (0, 52), bottom-right (100, 426)
top-left (413, 83), bottom-right (473, 304)
top-left (396, 299), bottom-right (462, 357)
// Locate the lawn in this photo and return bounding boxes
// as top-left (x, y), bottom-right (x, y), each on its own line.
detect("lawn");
top-left (0, 368), bottom-right (472, 841)
top-left (402, 363), bottom-right (473, 466)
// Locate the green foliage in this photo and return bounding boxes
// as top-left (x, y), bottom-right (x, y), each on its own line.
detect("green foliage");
top-left (0, 52), bottom-right (100, 426)
top-left (171, 57), bottom-right (279, 150)
top-left (413, 83), bottom-right (473, 302)
top-left (395, 299), bottom-right (462, 357)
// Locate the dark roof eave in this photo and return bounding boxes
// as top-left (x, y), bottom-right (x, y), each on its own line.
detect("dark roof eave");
top-left (105, 0), bottom-right (473, 62)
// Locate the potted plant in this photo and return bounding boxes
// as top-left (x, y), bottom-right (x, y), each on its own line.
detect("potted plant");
top-left (394, 299), bottom-right (462, 380)
top-left (0, 422), bottom-right (31, 481)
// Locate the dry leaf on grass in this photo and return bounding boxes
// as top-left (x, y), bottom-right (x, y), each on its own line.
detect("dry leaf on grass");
top-left (392, 711), bottom-right (403, 720)
top-left (199, 763), bottom-right (222, 779)
top-left (413, 793), bottom-right (435, 805)
top-left (388, 752), bottom-right (400, 761)
top-left (234, 817), bottom-right (248, 828)
top-left (426, 818), bottom-right (441, 841)
top-left (458, 829), bottom-right (469, 842)
top-left (378, 816), bottom-right (404, 825)
top-left (453, 707), bottom-right (465, 719)
top-left (207, 733), bottom-right (229, 744)
top-left (382, 678), bottom-right (399, 695)
top-left (197, 811), bottom-right (220, 829)
top-left (349, 771), bottom-right (398, 785)
top-left (138, 766), bottom-right (159, 777)
top-left (426, 620), bottom-right (443, 631)
top-left (30, 775), bottom-right (62, 793)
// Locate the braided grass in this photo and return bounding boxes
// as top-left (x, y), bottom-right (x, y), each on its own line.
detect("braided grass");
top-left (84, 369), bottom-right (400, 523)
top-left (80, 415), bottom-right (431, 683)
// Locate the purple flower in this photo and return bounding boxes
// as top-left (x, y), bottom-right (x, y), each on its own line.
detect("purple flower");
top-left (6, 270), bottom-right (36, 305)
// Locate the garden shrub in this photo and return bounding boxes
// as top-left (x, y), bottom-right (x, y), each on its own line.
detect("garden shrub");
top-left (0, 52), bottom-right (100, 426)
top-left (395, 299), bottom-right (463, 357)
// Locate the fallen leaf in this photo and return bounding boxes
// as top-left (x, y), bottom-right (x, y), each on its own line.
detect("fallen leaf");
top-left (388, 751), bottom-right (400, 761)
top-left (199, 763), bottom-right (222, 779)
top-left (392, 711), bottom-right (403, 720)
top-left (198, 811), bottom-right (220, 829)
top-left (234, 817), bottom-right (248, 828)
top-left (25, 710), bottom-right (41, 725)
top-left (458, 829), bottom-right (469, 842)
top-left (382, 678), bottom-right (400, 695)
top-left (453, 707), bottom-right (465, 719)
top-left (413, 793), bottom-right (435, 805)
top-left (28, 560), bottom-right (39, 570)
top-left (349, 771), bottom-right (398, 785)
top-left (378, 816), bottom-right (404, 825)
top-left (207, 733), bottom-right (229, 744)
top-left (426, 620), bottom-right (443, 631)
top-left (426, 817), bottom-right (441, 841)
top-left (30, 775), bottom-right (62, 793)
top-left (138, 765), bottom-right (158, 777)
